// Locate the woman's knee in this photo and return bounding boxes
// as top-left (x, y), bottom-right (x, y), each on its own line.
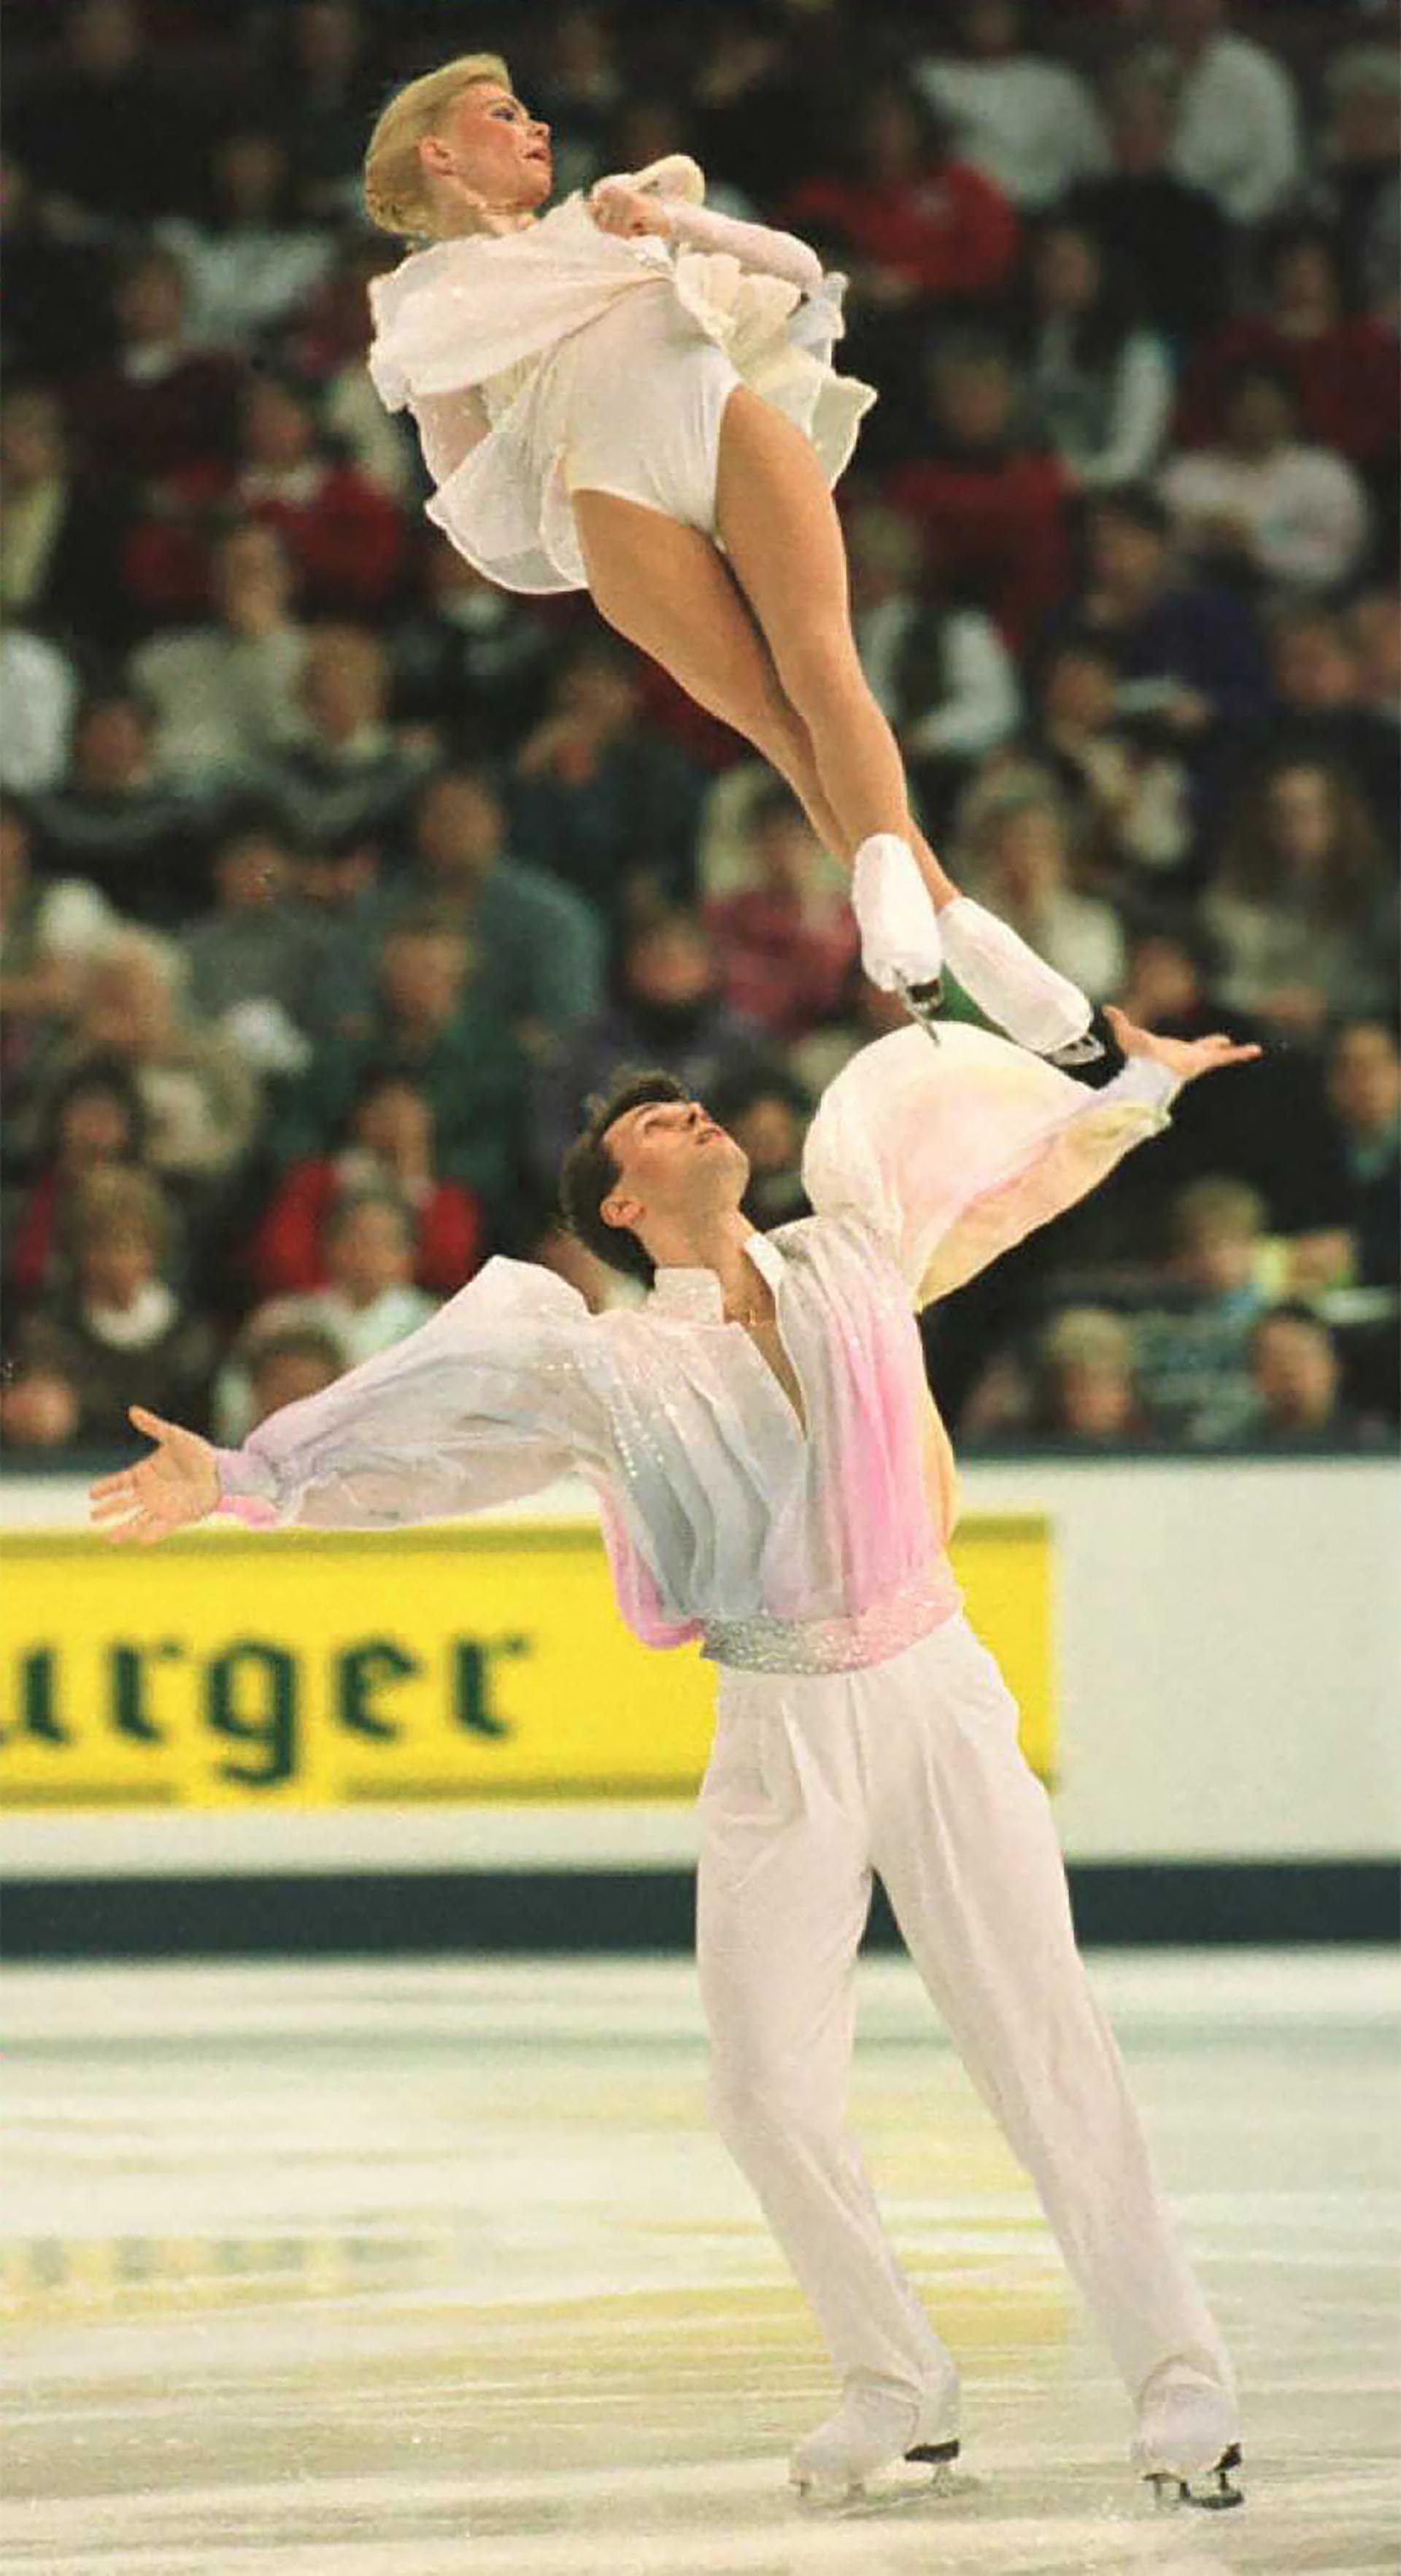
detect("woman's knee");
top-left (769, 625), bottom-right (868, 729)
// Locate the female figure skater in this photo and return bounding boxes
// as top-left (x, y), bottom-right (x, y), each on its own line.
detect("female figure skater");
top-left (360, 53), bottom-right (1098, 1064)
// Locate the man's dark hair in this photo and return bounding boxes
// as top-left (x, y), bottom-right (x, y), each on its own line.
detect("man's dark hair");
top-left (558, 1068), bottom-right (690, 1287)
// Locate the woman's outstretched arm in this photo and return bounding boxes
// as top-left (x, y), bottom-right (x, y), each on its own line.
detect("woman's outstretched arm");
top-left (589, 179), bottom-right (823, 293)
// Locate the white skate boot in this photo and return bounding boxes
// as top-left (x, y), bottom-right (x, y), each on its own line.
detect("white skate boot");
top-left (850, 835), bottom-right (945, 1036)
top-left (1131, 2360), bottom-right (1243, 2511)
top-left (789, 2364), bottom-right (960, 2504)
top-left (938, 895), bottom-right (1102, 1063)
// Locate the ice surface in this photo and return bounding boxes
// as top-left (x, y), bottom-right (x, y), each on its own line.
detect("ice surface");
top-left (3, 1950), bottom-right (1398, 2573)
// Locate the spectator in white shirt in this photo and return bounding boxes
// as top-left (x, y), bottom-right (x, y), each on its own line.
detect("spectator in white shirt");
top-left (131, 521), bottom-right (309, 787)
top-left (157, 128), bottom-right (336, 352)
top-left (1149, 0), bottom-right (1302, 226)
top-left (1160, 361), bottom-right (1371, 595)
top-left (917, 0), bottom-right (1107, 213)
top-left (1022, 218), bottom-right (1173, 492)
top-left (1203, 755), bottom-right (1394, 1037)
top-left (957, 783), bottom-right (1127, 1003)
top-left (846, 502), bottom-right (1020, 791)
top-left (215, 1190), bottom-right (438, 1441)
top-left (0, 626), bottom-right (77, 795)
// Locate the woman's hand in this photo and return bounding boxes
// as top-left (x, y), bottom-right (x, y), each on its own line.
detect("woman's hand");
top-left (588, 180), bottom-right (674, 241)
top-left (1103, 1004), bottom-right (1262, 1084)
top-left (89, 1405), bottom-right (220, 1543)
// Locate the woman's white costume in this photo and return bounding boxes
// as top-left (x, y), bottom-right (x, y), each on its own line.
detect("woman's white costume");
top-left (366, 158), bottom-right (875, 593)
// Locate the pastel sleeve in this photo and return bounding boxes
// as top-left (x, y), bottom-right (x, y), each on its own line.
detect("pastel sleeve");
top-left (212, 1257), bottom-right (608, 1531)
top-left (802, 1026), bottom-right (1179, 1307)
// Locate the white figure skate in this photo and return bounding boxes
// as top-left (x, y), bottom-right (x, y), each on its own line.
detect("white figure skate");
top-left (789, 2366), bottom-right (960, 2504)
top-left (938, 895), bottom-right (1103, 1063)
top-left (1132, 2360), bottom-right (1243, 2511)
top-left (850, 834), bottom-right (945, 1036)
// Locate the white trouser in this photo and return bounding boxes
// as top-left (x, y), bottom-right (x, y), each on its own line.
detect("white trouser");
top-left (696, 1613), bottom-right (1237, 2415)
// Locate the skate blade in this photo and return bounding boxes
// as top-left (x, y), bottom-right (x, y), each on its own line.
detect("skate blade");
top-left (895, 973), bottom-right (943, 1039)
top-left (791, 2441), bottom-right (960, 2512)
top-left (1047, 1031), bottom-right (1105, 1067)
top-left (1144, 2442), bottom-right (1243, 2511)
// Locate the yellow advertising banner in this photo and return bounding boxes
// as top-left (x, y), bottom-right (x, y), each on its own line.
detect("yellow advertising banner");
top-left (0, 1517), bottom-right (1051, 1810)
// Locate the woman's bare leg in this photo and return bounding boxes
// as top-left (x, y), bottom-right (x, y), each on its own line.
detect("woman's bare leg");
top-left (572, 486), bottom-right (850, 864)
top-left (573, 482), bottom-right (1089, 1051)
top-left (714, 387), bottom-right (957, 910)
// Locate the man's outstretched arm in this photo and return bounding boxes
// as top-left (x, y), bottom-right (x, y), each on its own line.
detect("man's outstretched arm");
top-left (1100, 1004), bottom-right (1262, 1088)
top-left (89, 1260), bottom-right (606, 1545)
top-left (801, 1006), bottom-right (1260, 1308)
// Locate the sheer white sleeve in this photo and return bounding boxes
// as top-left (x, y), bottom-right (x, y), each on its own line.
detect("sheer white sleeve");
top-left (803, 1025), bottom-right (1178, 1307)
top-left (214, 1258), bottom-right (609, 1532)
top-left (409, 386), bottom-right (491, 483)
top-left (662, 198), bottom-right (823, 294)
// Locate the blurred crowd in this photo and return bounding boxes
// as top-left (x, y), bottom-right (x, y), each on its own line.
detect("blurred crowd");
top-left (1, 0), bottom-right (1397, 1461)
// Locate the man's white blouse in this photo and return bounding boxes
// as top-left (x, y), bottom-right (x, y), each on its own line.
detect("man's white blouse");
top-left (217, 1028), bottom-right (1177, 1665)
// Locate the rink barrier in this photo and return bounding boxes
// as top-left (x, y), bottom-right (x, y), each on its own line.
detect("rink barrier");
top-left (2, 1859), bottom-right (1396, 1956)
top-left (3, 1456), bottom-right (1397, 1956)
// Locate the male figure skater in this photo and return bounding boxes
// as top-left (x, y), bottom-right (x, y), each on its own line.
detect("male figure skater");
top-left (92, 931), bottom-right (1256, 2510)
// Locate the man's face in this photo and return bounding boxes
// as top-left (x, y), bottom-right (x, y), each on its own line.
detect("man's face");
top-left (601, 1098), bottom-right (748, 1246)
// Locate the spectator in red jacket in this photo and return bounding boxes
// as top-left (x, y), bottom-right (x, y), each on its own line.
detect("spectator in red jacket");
top-left (786, 80), bottom-right (1019, 311)
top-left (884, 333), bottom-right (1071, 651)
top-left (124, 365), bottom-right (405, 625)
top-left (1175, 225), bottom-right (1400, 483)
top-left (69, 239), bottom-right (242, 491)
top-left (703, 782), bottom-right (858, 1042)
top-left (245, 1060), bottom-right (484, 1302)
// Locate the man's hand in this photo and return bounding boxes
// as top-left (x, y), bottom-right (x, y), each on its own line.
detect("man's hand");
top-left (1103, 1004), bottom-right (1262, 1085)
top-left (89, 1406), bottom-right (220, 1544)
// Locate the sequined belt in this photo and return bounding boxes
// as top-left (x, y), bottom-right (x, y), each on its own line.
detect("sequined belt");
top-left (700, 1563), bottom-right (958, 1675)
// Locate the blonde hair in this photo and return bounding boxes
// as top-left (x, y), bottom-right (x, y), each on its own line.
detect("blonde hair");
top-left (363, 53), bottom-right (512, 242)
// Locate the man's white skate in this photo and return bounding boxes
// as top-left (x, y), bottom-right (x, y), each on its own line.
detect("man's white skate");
top-left (1132, 2361), bottom-right (1243, 2511)
top-left (789, 2367), bottom-right (960, 2505)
